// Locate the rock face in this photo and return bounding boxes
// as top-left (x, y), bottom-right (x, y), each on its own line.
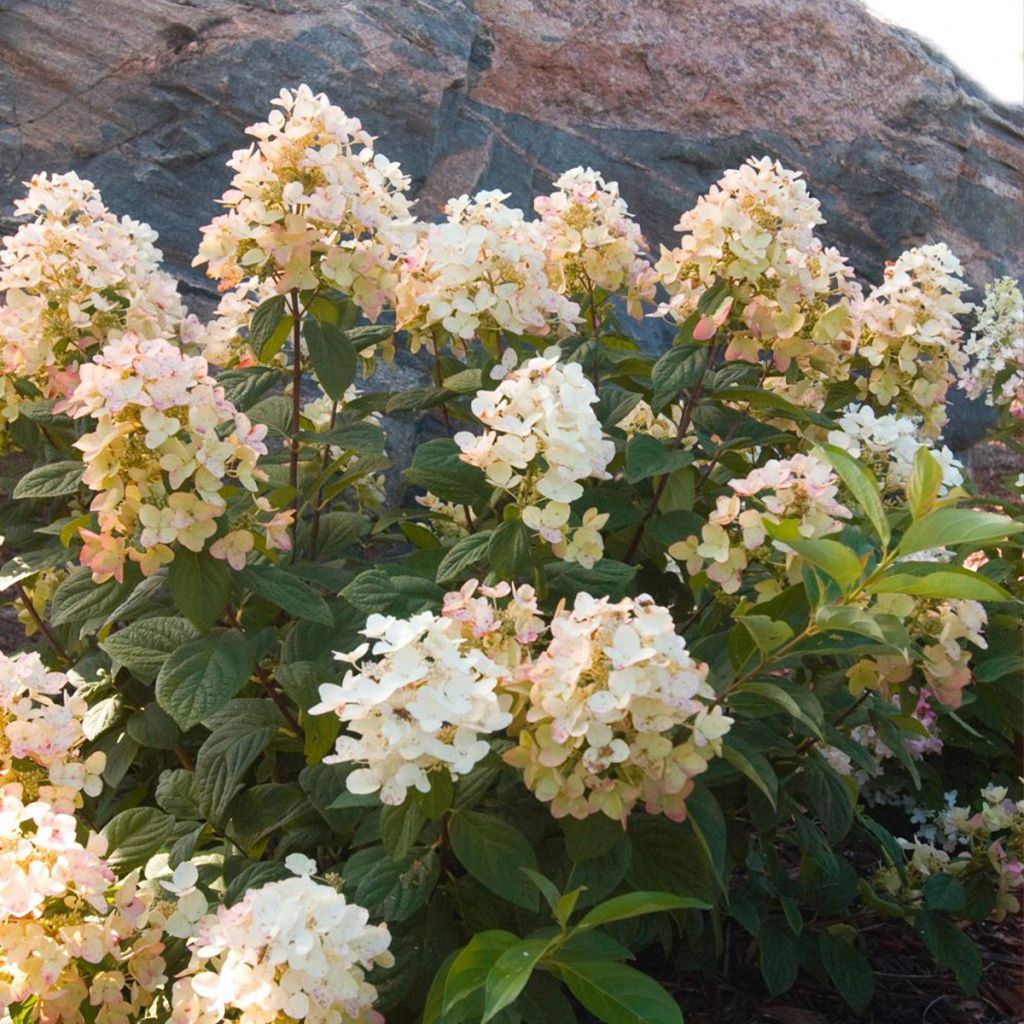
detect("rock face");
top-left (1, 0), bottom-right (1021, 443)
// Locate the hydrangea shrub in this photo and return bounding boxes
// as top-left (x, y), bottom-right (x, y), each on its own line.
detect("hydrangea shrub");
top-left (0, 84), bottom-right (1022, 1023)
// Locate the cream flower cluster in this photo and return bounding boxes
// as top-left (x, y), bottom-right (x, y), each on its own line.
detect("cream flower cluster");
top-left (0, 172), bottom-right (187, 438)
top-left (533, 166), bottom-right (656, 316)
top-left (394, 190), bottom-right (579, 348)
top-left (65, 332), bottom-right (290, 581)
top-left (670, 454), bottom-right (851, 594)
top-left (0, 793), bottom-right (168, 1024)
top-left (505, 593), bottom-right (729, 823)
top-left (311, 611), bottom-right (513, 805)
top-left (194, 84), bottom-right (416, 320)
top-left (302, 388), bottom-right (386, 513)
top-left (0, 652), bottom-right (105, 812)
top-left (655, 156), bottom-right (859, 377)
top-left (877, 786), bottom-right (1023, 922)
top-left (454, 350), bottom-right (615, 566)
top-left (854, 244), bottom-right (973, 436)
top-left (826, 404), bottom-right (963, 496)
top-left (958, 276), bottom-right (1024, 413)
top-left (171, 859), bottom-right (392, 1024)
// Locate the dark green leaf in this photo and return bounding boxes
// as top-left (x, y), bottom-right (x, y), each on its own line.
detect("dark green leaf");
top-left (13, 461), bottom-right (83, 499)
top-left (449, 810), bottom-right (539, 910)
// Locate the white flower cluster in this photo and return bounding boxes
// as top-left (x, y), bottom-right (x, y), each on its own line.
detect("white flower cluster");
top-left (394, 190), bottom-right (579, 348)
top-left (194, 84), bottom-right (416, 321)
top-left (506, 593), bottom-right (730, 823)
top-left (655, 156), bottom-right (859, 377)
top-left (958, 276), bottom-right (1024, 413)
top-left (65, 332), bottom-right (291, 581)
top-left (311, 611), bottom-right (513, 805)
top-left (670, 454), bottom-right (851, 594)
top-left (0, 652), bottom-right (105, 811)
top-left (533, 166), bottom-right (656, 316)
top-left (171, 858), bottom-right (391, 1024)
top-left (0, 172), bottom-right (188, 440)
top-left (0, 653), bottom-right (167, 1023)
top-left (854, 243), bottom-right (973, 436)
top-left (455, 350), bottom-right (615, 566)
top-left (826, 404), bottom-right (963, 495)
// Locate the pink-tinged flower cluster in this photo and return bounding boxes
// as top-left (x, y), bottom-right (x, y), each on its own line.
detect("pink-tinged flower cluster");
top-left (669, 454), bottom-right (850, 594)
top-left (877, 785), bottom-right (1024, 922)
top-left (394, 190), bottom-right (579, 349)
top-left (311, 610), bottom-right (513, 805)
top-left (533, 166), bottom-right (657, 316)
top-left (170, 856), bottom-right (392, 1024)
top-left (454, 350), bottom-right (615, 567)
top-left (65, 332), bottom-right (291, 581)
top-left (826, 404), bottom-right (963, 496)
top-left (853, 243), bottom-right (973, 436)
top-left (958, 276), bottom-right (1024, 413)
top-left (0, 792), bottom-right (168, 1024)
top-left (654, 156), bottom-right (859, 382)
top-left (505, 593), bottom-right (729, 824)
top-left (194, 84), bottom-right (416, 322)
top-left (0, 652), bottom-right (105, 812)
top-left (0, 172), bottom-right (188, 441)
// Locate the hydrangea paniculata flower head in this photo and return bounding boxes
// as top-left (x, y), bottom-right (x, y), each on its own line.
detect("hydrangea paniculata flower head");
top-left (170, 859), bottom-right (391, 1024)
top-left (194, 84), bottom-right (416, 322)
top-left (311, 610), bottom-right (513, 805)
top-left (395, 190), bottom-right (579, 349)
top-left (0, 172), bottom-right (188, 439)
top-left (454, 349), bottom-right (615, 566)
top-left (958, 276), bottom-right (1024, 413)
top-left (505, 593), bottom-right (728, 823)
top-left (65, 332), bottom-right (289, 581)
top-left (534, 166), bottom-right (656, 316)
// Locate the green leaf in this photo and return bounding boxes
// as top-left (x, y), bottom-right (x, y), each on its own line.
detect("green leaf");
top-left (546, 559), bottom-right (637, 602)
top-left (380, 799), bottom-right (427, 861)
top-left (346, 845), bottom-right (440, 923)
top-left (342, 570), bottom-right (443, 617)
top-left (100, 807), bottom-right (176, 871)
top-left (722, 735), bottom-right (778, 809)
top-left (224, 861), bottom-right (292, 906)
top-left (0, 546), bottom-right (67, 594)
top-left (443, 368), bottom-right (485, 393)
top-left (126, 701), bottom-right (180, 750)
top-left (907, 447), bottom-right (944, 520)
top-left (248, 294), bottom-right (287, 351)
top-left (897, 507), bottom-right (1023, 558)
top-left (194, 700), bottom-right (282, 824)
top-left (624, 434), bottom-right (692, 484)
top-left (819, 933), bottom-right (874, 1014)
top-left (168, 549), bottom-right (232, 631)
top-left (304, 420), bottom-right (386, 454)
top-left (923, 874), bottom-right (967, 914)
top-left (488, 521), bottom-right (532, 579)
top-left (240, 563), bottom-right (333, 624)
top-left (867, 566), bottom-right (1013, 602)
top-left (804, 753), bottom-right (855, 842)
top-left (482, 938), bottom-right (554, 1022)
top-left (916, 911), bottom-right (981, 993)
top-left (758, 919), bottom-right (800, 996)
top-left (818, 443), bottom-right (890, 547)
top-left (436, 531), bottom-right (494, 584)
top-left (736, 615), bottom-right (793, 656)
top-left (217, 366), bottom-right (282, 411)
top-left (100, 616), bottom-right (198, 682)
top-left (387, 386), bottom-right (453, 413)
top-left (426, 930), bottom-right (518, 1024)
top-left (815, 606), bottom-right (886, 643)
top-left (449, 810), bottom-right (539, 910)
top-left (784, 536), bottom-right (864, 589)
top-left (651, 341), bottom-right (705, 411)
top-left (578, 891), bottom-right (709, 931)
top-left (552, 960), bottom-right (683, 1024)
top-left (13, 460), bottom-right (84, 499)
top-left (50, 566), bottom-right (139, 629)
top-left (686, 786), bottom-right (729, 893)
top-left (304, 318), bottom-right (357, 401)
top-left (156, 630), bottom-right (256, 731)
top-left (406, 439), bottom-right (490, 504)
top-left (737, 681), bottom-right (824, 739)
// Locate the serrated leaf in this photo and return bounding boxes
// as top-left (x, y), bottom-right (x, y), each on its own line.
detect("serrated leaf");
top-left (449, 810), bottom-right (539, 910)
top-left (819, 933), bottom-right (874, 1014)
top-left (13, 461), bottom-right (83, 499)
top-left (897, 507), bottom-right (1023, 558)
top-left (818, 443), bottom-right (889, 547)
top-left (436, 531), bottom-right (493, 584)
top-left (552, 960), bottom-right (684, 1024)
top-left (304, 318), bottom-right (357, 401)
top-left (867, 566), bottom-right (1012, 602)
top-left (100, 807), bottom-right (175, 871)
top-left (240, 563), bottom-right (333, 624)
top-left (100, 616), bottom-right (198, 681)
top-left (168, 549), bottom-right (232, 631)
top-left (624, 434), bottom-right (693, 484)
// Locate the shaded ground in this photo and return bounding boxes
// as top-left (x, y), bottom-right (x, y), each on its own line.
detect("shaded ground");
top-left (676, 913), bottom-right (1023, 1023)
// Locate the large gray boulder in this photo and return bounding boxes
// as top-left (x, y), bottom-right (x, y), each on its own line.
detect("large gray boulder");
top-left (1, 0), bottom-right (1021, 445)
